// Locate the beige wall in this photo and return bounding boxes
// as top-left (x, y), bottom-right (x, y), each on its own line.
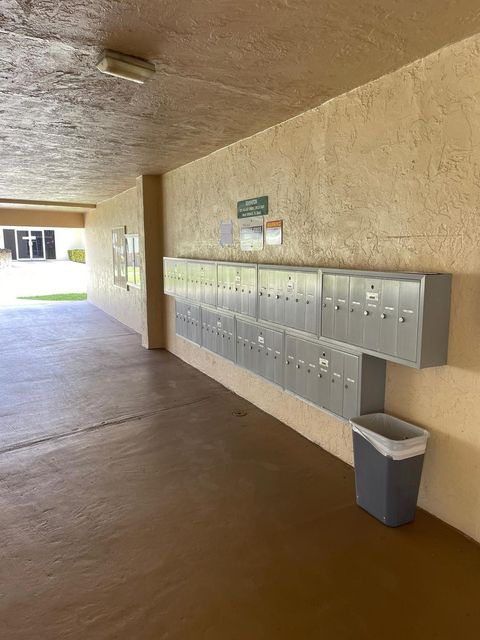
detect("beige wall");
top-left (85, 187), bottom-right (142, 334)
top-left (162, 34), bottom-right (480, 542)
top-left (0, 209), bottom-right (85, 228)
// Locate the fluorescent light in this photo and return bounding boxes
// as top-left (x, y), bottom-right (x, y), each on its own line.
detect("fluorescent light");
top-left (96, 50), bottom-right (155, 84)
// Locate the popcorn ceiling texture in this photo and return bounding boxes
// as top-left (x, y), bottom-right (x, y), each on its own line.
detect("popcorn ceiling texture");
top-left (163, 34), bottom-right (480, 542)
top-left (3, 0), bottom-right (480, 202)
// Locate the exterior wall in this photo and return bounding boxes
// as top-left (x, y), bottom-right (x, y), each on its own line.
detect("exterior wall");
top-left (0, 226), bottom-right (85, 260)
top-left (54, 228), bottom-right (85, 260)
top-left (0, 209), bottom-right (84, 228)
top-left (162, 34), bottom-right (480, 542)
top-left (85, 187), bottom-right (142, 334)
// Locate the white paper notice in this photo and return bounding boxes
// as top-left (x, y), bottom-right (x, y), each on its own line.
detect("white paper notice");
top-left (265, 219), bottom-right (283, 245)
top-left (240, 220), bottom-right (264, 251)
top-left (219, 221), bottom-right (233, 246)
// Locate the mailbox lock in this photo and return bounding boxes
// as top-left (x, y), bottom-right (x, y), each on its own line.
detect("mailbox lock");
top-left (295, 298), bottom-right (299, 303)
top-left (275, 294), bottom-right (280, 299)
top-left (259, 292), bottom-right (263, 296)
top-left (334, 305), bottom-right (340, 311)
top-left (345, 384), bottom-right (348, 389)
top-left (306, 300), bottom-right (310, 304)
top-left (268, 294), bottom-right (271, 297)
top-left (323, 303), bottom-right (327, 308)
top-left (286, 296), bottom-right (289, 301)
top-left (363, 310), bottom-right (369, 316)
top-left (380, 313), bottom-right (386, 319)
top-left (296, 364), bottom-right (300, 369)
top-left (398, 316), bottom-right (405, 323)
top-left (307, 368), bottom-right (311, 373)
top-left (285, 360), bottom-right (289, 365)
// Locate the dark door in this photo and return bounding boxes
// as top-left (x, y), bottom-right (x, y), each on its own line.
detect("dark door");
top-left (3, 229), bottom-right (17, 260)
top-left (30, 230), bottom-right (44, 259)
top-left (16, 230), bottom-right (30, 259)
top-left (44, 230), bottom-right (56, 259)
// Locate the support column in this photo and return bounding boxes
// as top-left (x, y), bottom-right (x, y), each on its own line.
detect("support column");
top-left (137, 175), bottom-right (165, 349)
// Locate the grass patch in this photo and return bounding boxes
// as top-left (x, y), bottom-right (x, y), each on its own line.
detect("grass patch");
top-left (17, 293), bottom-right (87, 301)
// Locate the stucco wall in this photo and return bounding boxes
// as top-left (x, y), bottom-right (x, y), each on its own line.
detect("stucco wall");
top-left (85, 187), bottom-right (142, 334)
top-left (162, 34), bottom-right (480, 542)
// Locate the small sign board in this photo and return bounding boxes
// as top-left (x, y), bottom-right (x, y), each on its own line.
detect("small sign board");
top-left (237, 195), bottom-right (268, 219)
top-left (240, 220), bottom-right (264, 251)
top-left (265, 219), bottom-right (283, 245)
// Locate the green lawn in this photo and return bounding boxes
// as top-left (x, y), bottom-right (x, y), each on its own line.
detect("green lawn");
top-left (17, 293), bottom-right (87, 301)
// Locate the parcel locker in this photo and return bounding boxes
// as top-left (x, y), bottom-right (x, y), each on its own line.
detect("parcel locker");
top-left (256, 327), bottom-right (267, 379)
top-left (187, 262), bottom-right (200, 301)
top-left (285, 335), bottom-right (298, 393)
top-left (273, 330), bottom-right (284, 386)
top-left (216, 264), bottom-right (225, 309)
top-left (273, 270), bottom-right (286, 326)
top-left (294, 338), bottom-right (308, 400)
top-left (321, 274), bottom-right (335, 338)
top-left (236, 319), bottom-right (246, 368)
top-left (175, 300), bottom-right (183, 336)
top-left (264, 329), bottom-right (274, 383)
top-left (284, 272), bottom-right (297, 329)
top-left (342, 354), bottom-right (359, 419)
top-left (240, 266), bottom-right (257, 317)
top-left (233, 265), bottom-right (242, 312)
top-left (226, 316), bottom-right (235, 361)
top-left (304, 272), bottom-right (318, 334)
top-left (305, 341), bottom-right (321, 405)
top-left (163, 259), bottom-right (174, 295)
top-left (294, 272), bottom-right (306, 333)
top-left (203, 262), bottom-right (217, 305)
top-left (174, 260), bottom-right (187, 298)
top-left (205, 309), bottom-right (215, 352)
top-left (347, 276), bottom-right (366, 346)
top-left (258, 269), bottom-right (269, 321)
top-left (333, 275), bottom-right (349, 342)
top-left (396, 280), bottom-right (420, 362)
top-left (317, 346), bottom-right (331, 409)
top-left (321, 274), bottom-right (349, 341)
top-left (261, 268), bottom-right (276, 322)
top-left (186, 305), bottom-right (201, 345)
top-left (379, 278), bottom-right (399, 356)
top-left (328, 350), bottom-right (344, 417)
top-left (363, 278), bottom-right (382, 351)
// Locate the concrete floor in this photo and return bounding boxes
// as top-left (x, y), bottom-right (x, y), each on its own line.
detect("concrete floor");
top-left (1, 302), bottom-right (479, 640)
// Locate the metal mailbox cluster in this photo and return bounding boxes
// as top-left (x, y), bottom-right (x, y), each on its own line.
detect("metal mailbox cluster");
top-left (236, 319), bottom-right (284, 387)
top-left (200, 307), bottom-right (235, 361)
top-left (216, 262), bottom-right (257, 317)
top-left (164, 256), bottom-right (451, 422)
top-left (258, 266), bottom-right (319, 334)
top-left (175, 300), bottom-right (201, 345)
top-left (321, 269), bottom-right (451, 368)
top-left (284, 334), bottom-right (385, 420)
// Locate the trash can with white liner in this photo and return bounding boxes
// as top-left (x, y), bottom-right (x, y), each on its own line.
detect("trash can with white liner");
top-left (350, 413), bottom-right (429, 527)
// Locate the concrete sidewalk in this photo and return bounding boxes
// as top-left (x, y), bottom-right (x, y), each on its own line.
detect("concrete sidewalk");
top-left (0, 260), bottom-right (87, 303)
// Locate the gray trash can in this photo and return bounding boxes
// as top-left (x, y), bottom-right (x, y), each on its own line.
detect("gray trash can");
top-left (350, 413), bottom-right (429, 527)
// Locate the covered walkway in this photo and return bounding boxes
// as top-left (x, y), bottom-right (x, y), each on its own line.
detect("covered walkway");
top-left (1, 303), bottom-right (479, 639)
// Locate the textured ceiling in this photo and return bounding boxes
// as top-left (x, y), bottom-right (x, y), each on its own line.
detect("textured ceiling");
top-left (1, 0), bottom-right (480, 204)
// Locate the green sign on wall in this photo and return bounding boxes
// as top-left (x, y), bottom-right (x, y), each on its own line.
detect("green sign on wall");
top-left (237, 195), bottom-right (268, 219)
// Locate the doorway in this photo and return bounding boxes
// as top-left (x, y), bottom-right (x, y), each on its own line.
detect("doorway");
top-left (16, 229), bottom-right (45, 260)
top-left (3, 229), bottom-right (57, 261)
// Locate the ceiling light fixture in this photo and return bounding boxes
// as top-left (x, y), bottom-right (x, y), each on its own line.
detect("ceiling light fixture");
top-left (96, 50), bottom-right (155, 84)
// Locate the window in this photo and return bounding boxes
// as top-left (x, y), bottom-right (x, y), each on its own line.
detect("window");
top-left (126, 234), bottom-right (141, 288)
top-left (112, 226), bottom-right (127, 288)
